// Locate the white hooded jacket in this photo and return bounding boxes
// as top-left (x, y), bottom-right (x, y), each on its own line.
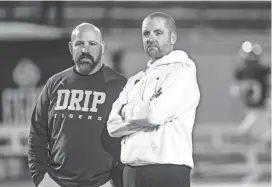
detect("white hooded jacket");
top-left (107, 50), bottom-right (200, 168)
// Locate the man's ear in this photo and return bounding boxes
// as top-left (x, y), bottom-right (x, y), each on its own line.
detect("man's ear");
top-left (68, 42), bottom-right (73, 55)
top-left (170, 32), bottom-right (177, 45)
top-left (101, 41), bottom-right (105, 55)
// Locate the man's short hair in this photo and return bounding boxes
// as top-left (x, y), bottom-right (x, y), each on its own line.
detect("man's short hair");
top-left (145, 12), bottom-right (176, 33)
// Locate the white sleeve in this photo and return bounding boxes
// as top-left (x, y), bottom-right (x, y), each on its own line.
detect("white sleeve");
top-left (124, 65), bottom-right (200, 126)
top-left (107, 79), bottom-right (146, 137)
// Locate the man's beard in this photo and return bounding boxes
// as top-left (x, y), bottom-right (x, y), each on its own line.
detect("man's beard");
top-left (75, 52), bottom-right (101, 75)
top-left (146, 46), bottom-right (160, 59)
top-left (146, 45), bottom-right (171, 60)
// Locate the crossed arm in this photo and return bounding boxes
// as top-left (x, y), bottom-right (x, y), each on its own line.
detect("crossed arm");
top-left (107, 67), bottom-right (197, 137)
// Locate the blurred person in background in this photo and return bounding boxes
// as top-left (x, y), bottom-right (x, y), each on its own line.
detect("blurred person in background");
top-left (107, 12), bottom-right (200, 187)
top-left (28, 23), bottom-right (126, 187)
top-left (111, 49), bottom-right (125, 74)
top-left (230, 41), bottom-right (271, 142)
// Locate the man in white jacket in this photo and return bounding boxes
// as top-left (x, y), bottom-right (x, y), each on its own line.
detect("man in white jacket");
top-left (107, 12), bottom-right (200, 187)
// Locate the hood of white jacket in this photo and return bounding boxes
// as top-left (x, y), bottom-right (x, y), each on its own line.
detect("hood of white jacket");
top-left (147, 50), bottom-right (195, 69)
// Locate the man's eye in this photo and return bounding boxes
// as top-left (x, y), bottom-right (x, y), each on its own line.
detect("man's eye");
top-left (155, 31), bottom-right (162, 35)
top-left (143, 32), bottom-right (149, 37)
top-left (90, 42), bottom-right (97, 46)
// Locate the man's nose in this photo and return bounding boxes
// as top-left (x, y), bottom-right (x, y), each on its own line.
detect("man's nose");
top-left (147, 38), bottom-right (155, 45)
top-left (81, 47), bottom-right (88, 53)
